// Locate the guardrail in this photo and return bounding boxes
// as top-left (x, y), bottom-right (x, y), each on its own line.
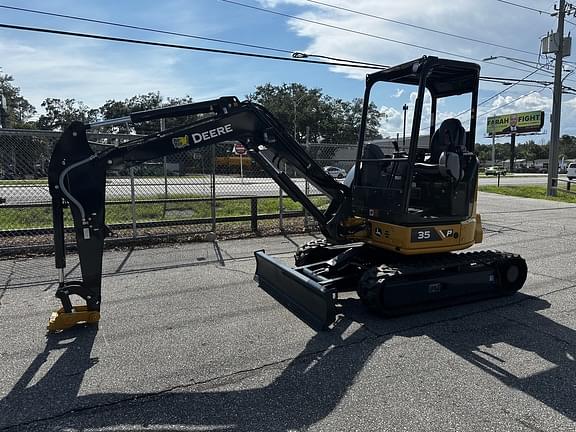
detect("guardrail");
top-left (551, 178), bottom-right (575, 195)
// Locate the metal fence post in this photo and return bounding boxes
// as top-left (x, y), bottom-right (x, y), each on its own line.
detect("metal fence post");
top-left (211, 141), bottom-right (217, 232)
top-left (130, 167), bottom-right (137, 239)
top-left (304, 178), bottom-right (310, 230)
top-left (251, 197), bottom-right (258, 232)
top-left (279, 162), bottom-right (286, 231)
top-left (160, 118), bottom-right (168, 218)
top-left (303, 140), bottom-right (310, 231)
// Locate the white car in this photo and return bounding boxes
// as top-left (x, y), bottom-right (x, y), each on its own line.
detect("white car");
top-left (323, 166), bottom-right (347, 179)
top-left (567, 162), bottom-right (576, 180)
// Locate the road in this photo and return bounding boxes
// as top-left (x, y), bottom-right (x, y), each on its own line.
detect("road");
top-left (0, 173), bottom-right (562, 205)
top-left (0, 192), bottom-right (575, 431)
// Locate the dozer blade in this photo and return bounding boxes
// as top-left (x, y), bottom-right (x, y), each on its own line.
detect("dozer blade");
top-left (254, 250), bottom-right (336, 331)
top-left (47, 306), bottom-right (100, 332)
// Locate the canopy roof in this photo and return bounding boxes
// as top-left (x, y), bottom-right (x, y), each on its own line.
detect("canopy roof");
top-left (367, 56), bottom-right (480, 98)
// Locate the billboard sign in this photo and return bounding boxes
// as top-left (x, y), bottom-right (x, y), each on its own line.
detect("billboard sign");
top-left (486, 111), bottom-right (545, 136)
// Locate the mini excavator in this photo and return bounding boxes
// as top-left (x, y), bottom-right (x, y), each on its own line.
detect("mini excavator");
top-left (47, 56), bottom-right (527, 332)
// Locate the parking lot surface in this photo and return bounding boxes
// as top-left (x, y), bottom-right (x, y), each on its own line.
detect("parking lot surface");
top-left (1, 192), bottom-right (575, 431)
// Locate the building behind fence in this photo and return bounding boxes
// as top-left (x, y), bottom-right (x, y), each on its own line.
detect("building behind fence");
top-left (0, 128), bottom-right (358, 254)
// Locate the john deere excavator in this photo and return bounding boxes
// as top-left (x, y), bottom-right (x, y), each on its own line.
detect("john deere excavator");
top-left (47, 56), bottom-right (527, 332)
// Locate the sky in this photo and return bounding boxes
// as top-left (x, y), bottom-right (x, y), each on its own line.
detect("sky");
top-left (0, 0), bottom-right (572, 144)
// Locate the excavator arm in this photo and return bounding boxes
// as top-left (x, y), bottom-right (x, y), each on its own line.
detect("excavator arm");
top-left (47, 96), bottom-right (350, 331)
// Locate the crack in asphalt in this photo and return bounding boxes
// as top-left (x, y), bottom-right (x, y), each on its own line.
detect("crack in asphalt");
top-left (1, 272), bottom-right (574, 430)
top-left (0, 261), bottom-right (15, 308)
top-left (0, 330), bottom-right (378, 431)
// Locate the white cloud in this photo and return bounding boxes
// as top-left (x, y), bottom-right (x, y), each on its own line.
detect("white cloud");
top-left (261, 0), bottom-right (576, 138)
top-left (392, 88), bottom-right (404, 98)
top-left (3, 0), bottom-right (574, 142)
top-left (0, 38), bottom-right (191, 111)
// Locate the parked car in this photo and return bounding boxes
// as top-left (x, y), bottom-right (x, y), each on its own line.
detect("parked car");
top-left (323, 166), bottom-right (347, 179)
top-left (484, 166), bottom-right (507, 176)
top-left (567, 162), bottom-right (576, 180)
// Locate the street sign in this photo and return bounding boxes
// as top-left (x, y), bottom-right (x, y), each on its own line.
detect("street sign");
top-left (234, 143), bottom-right (247, 155)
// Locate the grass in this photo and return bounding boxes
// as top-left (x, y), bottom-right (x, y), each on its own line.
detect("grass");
top-left (0, 195), bottom-right (330, 230)
top-left (0, 179), bottom-right (48, 186)
top-left (479, 185), bottom-right (576, 204)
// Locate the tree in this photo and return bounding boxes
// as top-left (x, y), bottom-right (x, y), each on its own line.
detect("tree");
top-left (248, 83), bottom-right (325, 142)
top-left (328, 97), bottom-right (382, 142)
top-left (517, 140), bottom-right (548, 163)
top-left (475, 142), bottom-right (511, 164)
top-left (248, 83), bottom-right (382, 144)
top-left (99, 93), bottom-right (197, 134)
top-left (37, 98), bottom-right (98, 130)
top-left (0, 73), bottom-right (37, 128)
top-left (559, 134), bottom-right (576, 159)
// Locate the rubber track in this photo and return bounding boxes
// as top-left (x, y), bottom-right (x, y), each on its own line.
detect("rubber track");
top-left (358, 250), bottom-right (527, 315)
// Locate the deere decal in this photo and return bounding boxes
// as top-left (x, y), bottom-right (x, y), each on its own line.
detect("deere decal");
top-left (172, 135), bottom-right (190, 149)
top-left (486, 111), bottom-right (545, 136)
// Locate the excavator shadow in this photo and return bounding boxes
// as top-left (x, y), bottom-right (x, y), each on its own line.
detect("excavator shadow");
top-left (0, 320), bottom-right (381, 431)
top-left (2, 294), bottom-right (573, 430)
top-left (342, 292), bottom-right (576, 423)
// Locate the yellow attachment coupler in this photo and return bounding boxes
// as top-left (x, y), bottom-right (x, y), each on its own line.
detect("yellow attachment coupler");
top-left (47, 306), bottom-right (100, 332)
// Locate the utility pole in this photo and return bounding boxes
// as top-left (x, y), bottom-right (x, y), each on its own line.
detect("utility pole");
top-left (547, 0), bottom-right (574, 196)
top-left (491, 133), bottom-right (496, 165)
top-left (402, 104), bottom-right (408, 151)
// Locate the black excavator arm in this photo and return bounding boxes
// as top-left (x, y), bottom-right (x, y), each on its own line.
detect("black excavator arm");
top-left (47, 96), bottom-right (350, 331)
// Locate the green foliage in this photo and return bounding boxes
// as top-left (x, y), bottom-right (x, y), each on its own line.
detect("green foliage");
top-left (475, 140), bottom-right (550, 164)
top-left (99, 93), bottom-right (199, 134)
top-left (0, 73), bottom-right (37, 128)
top-left (479, 185), bottom-right (576, 203)
top-left (248, 83), bottom-right (382, 143)
top-left (37, 98), bottom-right (99, 130)
top-left (559, 134), bottom-right (576, 159)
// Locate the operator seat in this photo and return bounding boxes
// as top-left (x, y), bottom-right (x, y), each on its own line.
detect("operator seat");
top-left (419, 118), bottom-right (467, 180)
top-left (361, 143), bottom-right (388, 187)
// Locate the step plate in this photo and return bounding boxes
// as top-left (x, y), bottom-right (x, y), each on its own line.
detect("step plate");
top-left (254, 250), bottom-right (336, 331)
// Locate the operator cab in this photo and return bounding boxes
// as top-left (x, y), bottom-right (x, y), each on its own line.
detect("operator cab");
top-left (351, 56), bottom-right (480, 226)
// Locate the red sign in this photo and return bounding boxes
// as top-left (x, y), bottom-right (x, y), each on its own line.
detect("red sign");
top-left (234, 143), bottom-right (247, 155)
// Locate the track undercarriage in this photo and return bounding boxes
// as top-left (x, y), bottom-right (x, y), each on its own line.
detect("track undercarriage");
top-left (254, 240), bottom-right (527, 331)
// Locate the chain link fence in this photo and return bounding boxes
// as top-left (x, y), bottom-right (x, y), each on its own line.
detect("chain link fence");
top-left (0, 129), bottom-right (356, 254)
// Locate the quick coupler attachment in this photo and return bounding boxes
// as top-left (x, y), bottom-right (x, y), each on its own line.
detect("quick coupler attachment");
top-left (47, 281), bottom-right (101, 332)
top-left (47, 306), bottom-right (101, 332)
top-left (254, 250), bottom-right (336, 331)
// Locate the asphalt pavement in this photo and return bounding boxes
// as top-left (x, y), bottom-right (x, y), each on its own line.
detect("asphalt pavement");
top-left (0, 192), bottom-right (575, 431)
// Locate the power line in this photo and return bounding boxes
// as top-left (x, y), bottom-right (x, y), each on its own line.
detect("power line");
top-left (477, 89), bottom-right (547, 120)
top-left (0, 16), bottom-right (563, 93)
top-left (0, 4), bottom-right (384, 68)
top-left (306, 0), bottom-right (539, 57)
top-left (493, 0), bottom-right (550, 14)
top-left (0, 20), bottom-right (560, 91)
top-left (480, 65), bottom-right (550, 106)
top-left (481, 80), bottom-right (551, 89)
top-left (481, 76), bottom-right (553, 85)
top-left (453, 64), bottom-right (551, 125)
top-left (0, 22), bottom-right (388, 69)
top-left (2, 1), bottom-right (560, 82)
top-left (1, 19), bottom-right (558, 140)
top-left (220, 0), bottom-right (556, 79)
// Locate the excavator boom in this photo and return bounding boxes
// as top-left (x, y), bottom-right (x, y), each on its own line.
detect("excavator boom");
top-left (48, 96), bottom-right (350, 331)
